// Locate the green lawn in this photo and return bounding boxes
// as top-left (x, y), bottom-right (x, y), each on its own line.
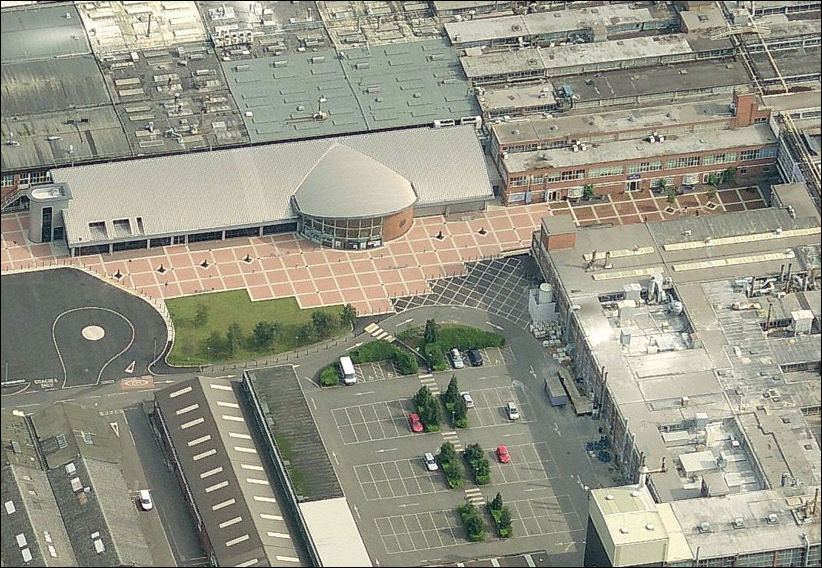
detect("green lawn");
top-left (166, 290), bottom-right (347, 365)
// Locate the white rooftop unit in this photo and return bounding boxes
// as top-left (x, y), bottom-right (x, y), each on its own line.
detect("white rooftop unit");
top-left (680, 450), bottom-right (718, 476)
top-left (791, 310), bottom-right (814, 335)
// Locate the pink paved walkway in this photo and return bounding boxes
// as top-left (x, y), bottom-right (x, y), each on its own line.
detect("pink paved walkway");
top-left (1, 187), bottom-right (750, 316)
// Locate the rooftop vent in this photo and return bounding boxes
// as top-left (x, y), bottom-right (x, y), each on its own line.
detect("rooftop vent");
top-left (766, 513), bottom-right (779, 525)
top-left (698, 522), bottom-right (712, 533)
top-left (733, 517), bottom-right (745, 528)
top-left (605, 494), bottom-right (615, 500)
top-left (619, 527), bottom-right (630, 534)
top-left (645, 524), bottom-right (655, 531)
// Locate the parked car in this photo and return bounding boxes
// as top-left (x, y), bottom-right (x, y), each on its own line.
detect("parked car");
top-left (466, 348), bottom-right (483, 367)
top-left (496, 445), bottom-right (511, 464)
top-left (424, 452), bottom-right (439, 471)
top-left (450, 348), bottom-right (465, 369)
top-left (506, 401), bottom-right (520, 421)
top-left (460, 391), bottom-right (474, 408)
top-left (409, 412), bottom-right (424, 433)
top-left (138, 490), bottom-right (153, 511)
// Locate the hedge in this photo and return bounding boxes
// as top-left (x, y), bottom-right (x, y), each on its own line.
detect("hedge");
top-left (424, 344), bottom-right (448, 372)
top-left (319, 364), bottom-right (340, 386)
top-left (393, 349), bottom-right (419, 375)
top-left (436, 325), bottom-right (505, 350)
top-left (457, 503), bottom-right (486, 542)
top-left (348, 340), bottom-right (397, 363)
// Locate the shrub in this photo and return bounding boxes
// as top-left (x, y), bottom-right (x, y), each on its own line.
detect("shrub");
top-left (348, 340), bottom-right (396, 363)
top-left (392, 349), bottom-right (418, 375)
top-left (457, 503), bottom-right (486, 542)
top-left (464, 443), bottom-right (491, 485)
top-left (452, 396), bottom-right (468, 428)
top-left (424, 319), bottom-right (440, 344)
top-left (319, 364), bottom-right (340, 386)
top-left (488, 493), bottom-right (513, 538)
top-left (436, 325), bottom-right (505, 351)
top-left (424, 343), bottom-right (447, 371)
top-left (252, 320), bottom-right (278, 349)
top-left (437, 442), bottom-right (464, 489)
top-left (442, 375), bottom-right (460, 408)
top-left (415, 387), bottom-right (441, 430)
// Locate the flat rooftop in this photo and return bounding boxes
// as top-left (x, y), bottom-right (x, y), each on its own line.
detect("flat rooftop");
top-left (224, 39), bottom-right (478, 144)
top-left (460, 35), bottom-right (699, 79)
top-left (479, 82), bottom-right (556, 114)
top-left (492, 97), bottom-right (733, 146)
top-left (0, 3), bottom-right (90, 63)
top-left (541, 206), bottom-right (821, 502)
top-left (446, 4), bottom-right (659, 44)
top-left (503, 123), bottom-right (777, 172)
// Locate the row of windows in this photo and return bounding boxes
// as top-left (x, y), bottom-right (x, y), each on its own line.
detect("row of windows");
top-left (509, 147), bottom-right (776, 187)
top-left (627, 161), bottom-right (662, 174)
top-left (1, 171), bottom-right (52, 187)
top-left (703, 152), bottom-right (736, 165)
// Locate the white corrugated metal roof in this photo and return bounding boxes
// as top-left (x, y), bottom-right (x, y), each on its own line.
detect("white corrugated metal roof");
top-left (53, 126), bottom-right (492, 247)
top-left (292, 144), bottom-right (417, 218)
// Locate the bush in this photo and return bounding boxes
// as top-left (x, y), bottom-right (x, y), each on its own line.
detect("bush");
top-left (457, 503), bottom-right (486, 542)
top-left (424, 343), bottom-right (447, 371)
top-left (437, 442), bottom-right (464, 489)
top-left (319, 364), bottom-right (340, 386)
top-left (464, 443), bottom-right (491, 485)
top-left (437, 325), bottom-right (505, 350)
top-left (452, 396), bottom-right (468, 428)
top-left (392, 349), bottom-right (418, 375)
top-left (348, 340), bottom-right (396, 363)
top-left (488, 493), bottom-right (513, 538)
top-left (414, 387), bottom-right (441, 430)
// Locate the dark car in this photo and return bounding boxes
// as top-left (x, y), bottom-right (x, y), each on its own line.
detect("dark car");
top-left (466, 349), bottom-right (483, 367)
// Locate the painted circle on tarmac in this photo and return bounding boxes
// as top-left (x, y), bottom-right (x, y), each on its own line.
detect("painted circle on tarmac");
top-left (82, 325), bottom-right (106, 341)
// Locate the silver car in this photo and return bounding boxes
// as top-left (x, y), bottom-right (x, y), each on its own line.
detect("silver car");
top-left (506, 401), bottom-right (520, 421)
top-left (450, 348), bottom-right (465, 369)
top-left (460, 391), bottom-right (474, 408)
top-left (424, 452), bottom-right (439, 471)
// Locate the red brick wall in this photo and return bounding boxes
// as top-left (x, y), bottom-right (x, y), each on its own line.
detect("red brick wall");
top-left (382, 207), bottom-right (414, 241)
top-left (540, 230), bottom-right (576, 251)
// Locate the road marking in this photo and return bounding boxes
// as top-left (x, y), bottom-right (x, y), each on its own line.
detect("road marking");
top-left (364, 323), bottom-right (379, 334)
top-left (311, 398), bottom-right (317, 410)
top-left (396, 318), bottom-right (414, 327)
top-left (352, 505), bottom-right (361, 519)
top-left (14, 403), bottom-right (41, 408)
top-left (351, 342), bottom-right (363, 349)
top-left (355, 391), bottom-right (375, 396)
top-left (110, 422), bottom-right (120, 437)
top-left (375, 448), bottom-right (397, 453)
top-left (486, 321), bottom-right (504, 330)
top-left (398, 502), bottom-right (419, 508)
top-left (124, 360), bottom-right (135, 374)
top-left (332, 452), bottom-right (339, 465)
top-left (213, 375), bottom-right (236, 379)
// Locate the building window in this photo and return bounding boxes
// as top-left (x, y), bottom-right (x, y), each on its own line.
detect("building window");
top-left (1, 174), bottom-right (14, 187)
top-left (738, 167), bottom-right (748, 174)
top-left (507, 192), bottom-right (525, 202)
top-left (546, 172), bottom-right (561, 183)
top-left (29, 171), bottom-right (52, 185)
top-left (741, 147), bottom-right (777, 161)
top-left (560, 169), bottom-right (585, 181)
top-left (18, 173), bottom-right (30, 186)
top-left (650, 176), bottom-right (675, 188)
top-left (703, 152), bottom-right (736, 165)
top-left (509, 176), bottom-right (528, 188)
top-left (628, 161), bottom-right (662, 174)
top-left (754, 117), bottom-right (768, 124)
top-left (530, 174), bottom-right (545, 186)
top-left (665, 156), bottom-right (700, 169)
top-left (588, 165), bottom-right (624, 178)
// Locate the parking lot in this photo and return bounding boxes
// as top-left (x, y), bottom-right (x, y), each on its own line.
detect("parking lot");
top-left (306, 314), bottom-right (613, 566)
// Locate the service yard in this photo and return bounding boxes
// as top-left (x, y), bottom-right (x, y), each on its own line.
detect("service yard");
top-left (305, 308), bottom-right (616, 566)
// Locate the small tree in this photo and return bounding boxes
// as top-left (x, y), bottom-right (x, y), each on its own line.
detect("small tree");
top-left (656, 177), bottom-right (668, 194)
top-left (582, 183), bottom-right (595, 199)
top-left (252, 321), bottom-right (278, 348)
top-left (226, 322), bottom-right (243, 356)
top-left (423, 319), bottom-right (440, 345)
top-left (193, 302), bottom-right (209, 326)
top-left (438, 441), bottom-right (457, 464)
top-left (414, 386), bottom-right (433, 410)
top-left (340, 303), bottom-right (357, 328)
top-left (490, 492), bottom-right (504, 512)
top-left (498, 507), bottom-right (513, 538)
top-left (311, 311), bottom-right (336, 339)
top-left (443, 375), bottom-right (460, 407)
top-left (204, 331), bottom-right (225, 358)
top-left (665, 185), bottom-right (677, 205)
top-left (452, 395), bottom-right (468, 428)
top-left (721, 166), bottom-right (736, 187)
top-left (464, 443), bottom-right (484, 464)
top-left (422, 395), bottom-right (442, 428)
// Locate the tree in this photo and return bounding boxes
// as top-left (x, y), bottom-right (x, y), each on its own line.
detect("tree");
top-left (464, 443), bottom-right (484, 464)
top-left (204, 331), bottom-right (225, 358)
top-left (340, 303), bottom-right (357, 328)
top-left (721, 166), bottom-right (737, 186)
top-left (311, 311), bottom-right (336, 339)
top-left (443, 375), bottom-right (460, 407)
top-left (655, 177), bottom-right (668, 194)
top-left (414, 386), bottom-right (433, 410)
top-left (582, 183), bottom-right (595, 199)
top-left (392, 349), bottom-right (418, 375)
top-left (490, 492), bottom-right (504, 512)
top-left (193, 302), bottom-right (209, 326)
top-left (420, 395), bottom-right (442, 427)
top-left (665, 185), bottom-right (677, 205)
top-left (499, 507), bottom-right (513, 537)
top-left (252, 321), bottom-right (278, 348)
top-left (452, 395), bottom-right (468, 428)
top-left (438, 441), bottom-right (457, 464)
top-left (226, 322), bottom-right (243, 355)
top-left (423, 319), bottom-right (440, 345)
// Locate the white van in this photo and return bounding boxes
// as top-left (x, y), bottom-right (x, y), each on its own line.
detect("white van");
top-left (340, 356), bottom-right (356, 385)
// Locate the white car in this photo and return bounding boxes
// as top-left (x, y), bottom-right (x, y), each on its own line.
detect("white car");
top-left (450, 348), bottom-right (464, 369)
top-left (138, 489), bottom-right (153, 511)
top-left (506, 401), bottom-right (520, 421)
top-left (423, 452), bottom-right (439, 471)
top-left (460, 391), bottom-right (474, 408)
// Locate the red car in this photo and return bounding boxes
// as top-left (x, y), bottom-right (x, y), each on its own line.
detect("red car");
top-left (409, 413), bottom-right (424, 433)
top-left (496, 445), bottom-right (510, 463)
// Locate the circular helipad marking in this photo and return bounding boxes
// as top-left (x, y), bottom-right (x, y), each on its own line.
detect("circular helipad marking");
top-left (82, 325), bottom-right (105, 341)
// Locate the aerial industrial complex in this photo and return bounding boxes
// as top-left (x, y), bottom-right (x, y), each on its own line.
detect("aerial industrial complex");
top-left (1, 1), bottom-right (820, 568)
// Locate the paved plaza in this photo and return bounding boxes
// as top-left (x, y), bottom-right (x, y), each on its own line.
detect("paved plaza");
top-left (0, 186), bottom-right (760, 316)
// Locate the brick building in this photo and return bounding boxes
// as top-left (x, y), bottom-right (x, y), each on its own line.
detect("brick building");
top-left (492, 89), bottom-right (778, 204)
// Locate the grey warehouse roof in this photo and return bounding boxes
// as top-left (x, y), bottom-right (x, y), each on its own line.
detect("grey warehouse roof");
top-left (52, 125), bottom-right (492, 247)
top-left (292, 144), bottom-right (417, 218)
